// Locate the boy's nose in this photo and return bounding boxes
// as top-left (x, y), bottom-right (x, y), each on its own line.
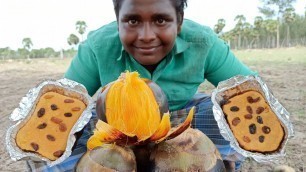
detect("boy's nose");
top-left (139, 22), bottom-right (156, 42)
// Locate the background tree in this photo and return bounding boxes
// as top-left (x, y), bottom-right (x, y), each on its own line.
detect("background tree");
top-left (67, 34), bottom-right (80, 49)
top-left (263, 19), bottom-right (278, 48)
top-left (214, 19), bottom-right (226, 34)
top-left (22, 38), bottom-right (33, 59)
top-left (283, 7), bottom-right (296, 46)
top-left (258, 0), bottom-right (297, 48)
top-left (17, 48), bottom-right (29, 59)
top-left (234, 15), bottom-right (246, 49)
top-left (253, 16), bottom-right (264, 48)
top-left (0, 47), bottom-right (13, 60)
top-left (241, 22), bottom-right (252, 48)
top-left (76, 21), bottom-right (87, 41)
top-left (43, 47), bottom-right (57, 58)
top-left (254, 16), bottom-right (264, 29)
top-left (22, 38), bottom-right (33, 51)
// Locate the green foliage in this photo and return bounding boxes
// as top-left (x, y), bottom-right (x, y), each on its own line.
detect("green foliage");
top-left (254, 16), bottom-right (264, 29)
top-left (259, 0), bottom-right (296, 18)
top-left (214, 19), bottom-right (226, 34)
top-left (258, 0), bottom-right (297, 48)
top-left (22, 38), bottom-right (33, 51)
top-left (0, 47), bottom-right (76, 59)
top-left (63, 48), bottom-right (77, 58)
top-left (17, 48), bottom-right (29, 58)
top-left (67, 34), bottom-right (80, 47)
top-left (283, 7), bottom-right (296, 23)
top-left (76, 21), bottom-right (87, 41)
top-left (219, 11), bottom-right (306, 49)
top-left (0, 47), bottom-right (14, 60)
top-left (1, 19), bottom-right (82, 59)
top-left (280, 14), bottom-right (306, 40)
top-left (29, 47), bottom-right (59, 58)
top-left (264, 19), bottom-right (278, 33)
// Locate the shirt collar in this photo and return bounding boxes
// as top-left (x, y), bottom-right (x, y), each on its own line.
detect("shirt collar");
top-left (174, 36), bottom-right (189, 55)
top-left (116, 36), bottom-right (189, 61)
top-left (116, 46), bottom-right (126, 61)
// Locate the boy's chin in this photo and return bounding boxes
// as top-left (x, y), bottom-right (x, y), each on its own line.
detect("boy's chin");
top-left (133, 55), bottom-right (164, 66)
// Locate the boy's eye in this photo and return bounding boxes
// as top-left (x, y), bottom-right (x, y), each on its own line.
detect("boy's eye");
top-left (155, 18), bottom-right (166, 25)
top-left (128, 19), bottom-right (138, 25)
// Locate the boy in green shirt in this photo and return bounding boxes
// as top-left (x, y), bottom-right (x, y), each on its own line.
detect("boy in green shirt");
top-left (28, 0), bottom-right (256, 171)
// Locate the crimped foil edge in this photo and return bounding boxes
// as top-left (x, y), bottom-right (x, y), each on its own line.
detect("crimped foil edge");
top-left (6, 78), bottom-right (94, 166)
top-left (211, 75), bottom-right (294, 163)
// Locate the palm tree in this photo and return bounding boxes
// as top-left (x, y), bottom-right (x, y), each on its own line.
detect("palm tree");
top-left (22, 38), bottom-right (33, 51)
top-left (242, 22), bottom-right (252, 48)
top-left (67, 34), bottom-right (80, 49)
top-left (249, 29), bottom-right (260, 48)
top-left (254, 16), bottom-right (264, 48)
top-left (254, 16), bottom-right (264, 29)
top-left (0, 47), bottom-right (12, 60)
top-left (258, 0), bottom-right (297, 48)
top-left (234, 15), bottom-right (246, 49)
top-left (76, 21), bottom-right (87, 41)
top-left (263, 19), bottom-right (278, 48)
top-left (214, 19), bottom-right (226, 34)
top-left (22, 38), bottom-right (33, 59)
top-left (283, 7), bottom-right (296, 47)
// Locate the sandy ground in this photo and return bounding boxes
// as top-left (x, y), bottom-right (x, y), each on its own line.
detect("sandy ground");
top-left (0, 55), bottom-right (305, 172)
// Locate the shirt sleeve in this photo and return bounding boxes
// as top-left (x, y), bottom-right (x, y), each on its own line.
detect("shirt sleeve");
top-left (64, 41), bottom-right (101, 96)
top-left (204, 37), bottom-right (257, 86)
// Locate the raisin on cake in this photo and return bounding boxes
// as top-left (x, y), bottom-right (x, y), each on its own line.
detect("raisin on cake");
top-left (222, 90), bottom-right (284, 153)
top-left (16, 91), bottom-right (86, 160)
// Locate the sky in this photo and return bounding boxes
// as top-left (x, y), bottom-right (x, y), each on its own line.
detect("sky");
top-left (0, 0), bottom-right (305, 51)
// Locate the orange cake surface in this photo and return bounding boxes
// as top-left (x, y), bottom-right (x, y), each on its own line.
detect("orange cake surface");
top-left (222, 90), bottom-right (284, 153)
top-left (16, 91), bottom-right (86, 160)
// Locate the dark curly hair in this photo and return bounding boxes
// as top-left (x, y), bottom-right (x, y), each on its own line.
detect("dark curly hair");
top-left (112, 0), bottom-right (187, 24)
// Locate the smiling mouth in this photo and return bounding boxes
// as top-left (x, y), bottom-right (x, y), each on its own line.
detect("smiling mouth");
top-left (135, 45), bottom-right (161, 51)
top-left (134, 45), bottom-right (161, 54)
top-left (135, 45), bottom-right (161, 49)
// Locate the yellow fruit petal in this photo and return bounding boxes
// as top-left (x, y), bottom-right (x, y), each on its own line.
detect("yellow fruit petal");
top-left (105, 71), bottom-right (161, 140)
top-left (95, 120), bottom-right (125, 138)
top-left (148, 112), bottom-right (171, 142)
top-left (93, 120), bottom-right (139, 146)
top-left (87, 135), bottom-right (104, 150)
top-left (167, 106), bottom-right (195, 140)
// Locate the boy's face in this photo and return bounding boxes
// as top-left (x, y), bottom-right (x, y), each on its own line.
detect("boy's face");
top-left (118, 0), bottom-right (181, 66)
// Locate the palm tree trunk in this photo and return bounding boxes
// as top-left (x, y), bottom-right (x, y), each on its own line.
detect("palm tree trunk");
top-left (277, 24), bottom-right (280, 48)
top-left (276, 17), bottom-right (280, 48)
top-left (238, 34), bottom-right (241, 49)
top-left (287, 25), bottom-right (290, 47)
top-left (249, 38), bottom-right (255, 49)
top-left (60, 49), bottom-right (64, 59)
top-left (244, 37), bottom-right (249, 49)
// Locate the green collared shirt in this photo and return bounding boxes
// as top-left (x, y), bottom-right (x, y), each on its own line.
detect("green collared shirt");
top-left (65, 19), bottom-right (256, 111)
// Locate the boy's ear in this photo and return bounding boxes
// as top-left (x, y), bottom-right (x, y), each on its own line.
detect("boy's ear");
top-left (116, 20), bottom-right (119, 31)
top-left (177, 12), bottom-right (184, 34)
top-left (177, 25), bottom-right (182, 34)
